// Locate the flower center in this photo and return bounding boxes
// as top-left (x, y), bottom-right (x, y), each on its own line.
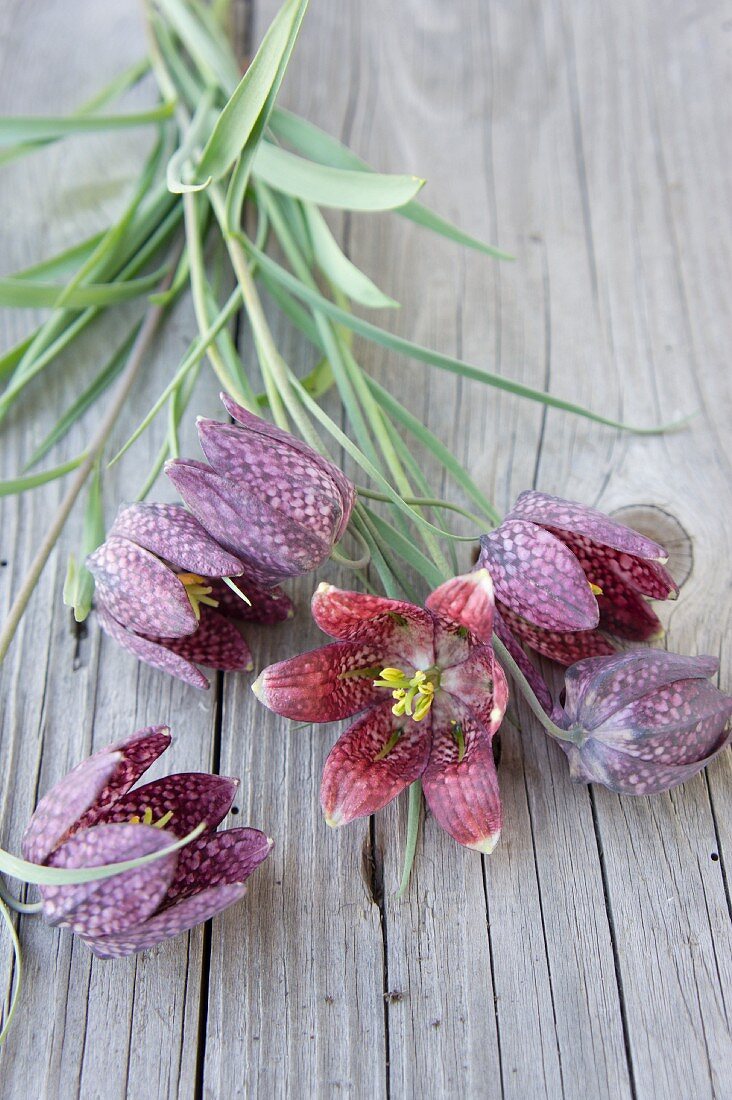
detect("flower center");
top-left (177, 572), bottom-right (219, 620)
top-left (129, 806), bottom-right (174, 829)
top-left (373, 666), bottom-right (440, 722)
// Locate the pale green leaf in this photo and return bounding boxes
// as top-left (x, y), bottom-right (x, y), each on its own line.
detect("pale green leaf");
top-left (302, 202), bottom-right (399, 309)
top-left (0, 269), bottom-right (166, 309)
top-left (0, 455), bottom-right (85, 496)
top-left (0, 103), bottom-right (174, 146)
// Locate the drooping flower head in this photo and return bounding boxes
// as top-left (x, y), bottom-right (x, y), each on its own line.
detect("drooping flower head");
top-left (253, 571), bottom-right (508, 853)
top-left (22, 726), bottom-right (272, 958)
top-left (553, 650), bottom-right (732, 794)
top-left (478, 490), bottom-right (678, 668)
top-left (166, 394), bottom-right (356, 589)
top-left (87, 502), bottom-right (293, 690)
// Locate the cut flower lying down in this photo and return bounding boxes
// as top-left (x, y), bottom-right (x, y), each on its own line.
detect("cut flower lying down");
top-left (253, 571), bottom-right (508, 853)
top-left (21, 727), bottom-right (272, 958)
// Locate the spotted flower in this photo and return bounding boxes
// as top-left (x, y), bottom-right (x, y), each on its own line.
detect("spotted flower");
top-left (21, 726), bottom-right (272, 958)
top-left (165, 393), bottom-right (356, 589)
top-left (253, 571), bottom-right (508, 853)
top-left (87, 502), bottom-right (293, 690)
top-left (478, 490), bottom-right (678, 669)
top-left (553, 650), bottom-right (732, 794)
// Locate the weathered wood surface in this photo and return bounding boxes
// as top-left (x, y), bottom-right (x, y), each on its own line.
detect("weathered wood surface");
top-left (1, 1), bottom-right (730, 1097)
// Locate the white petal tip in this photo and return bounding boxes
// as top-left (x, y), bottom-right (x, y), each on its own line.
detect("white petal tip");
top-left (470, 832), bottom-right (500, 855)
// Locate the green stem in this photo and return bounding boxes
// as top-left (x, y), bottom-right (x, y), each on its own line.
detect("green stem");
top-left (397, 780), bottom-right (423, 896)
top-left (491, 636), bottom-right (579, 743)
top-left (0, 879), bottom-right (41, 915)
top-left (356, 487), bottom-right (488, 530)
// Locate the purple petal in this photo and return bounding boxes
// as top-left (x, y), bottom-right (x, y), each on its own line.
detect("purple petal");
top-left (563, 650), bottom-right (721, 728)
top-left (320, 701), bottom-right (431, 826)
top-left (441, 646), bottom-right (508, 734)
top-left (208, 578), bottom-right (294, 624)
top-left (493, 611), bottom-right (554, 715)
top-left (88, 536), bottom-right (198, 637)
top-left (497, 604), bottom-right (615, 666)
top-left (510, 490), bottom-right (670, 562)
top-left (479, 520), bottom-right (599, 631)
top-left (97, 774), bottom-right (238, 837)
top-left (220, 393), bottom-right (356, 540)
top-left (96, 606), bottom-right (210, 690)
top-left (82, 883), bottom-right (248, 959)
top-left (145, 608), bottom-right (253, 673)
top-left (22, 726), bottom-right (171, 863)
top-left (426, 569), bottom-right (495, 641)
top-left (554, 530), bottom-right (678, 603)
top-left (197, 417), bottom-right (347, 544)
top-left (40, 823), bottom-right (177, 938)
top-left (166, 459), bottom-right (330, 588)
top-left (563, 735), bottom-right (730, 796)
top-left (422, 699), bottom-right (501, 853)
top-left (162, 828), bottom-right (273, 906)
top-left (111, 502), bottom-right (245, 577)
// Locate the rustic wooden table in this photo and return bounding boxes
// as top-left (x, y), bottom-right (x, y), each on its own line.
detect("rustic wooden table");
top-left (0, 1), bottom-right (730, 1097)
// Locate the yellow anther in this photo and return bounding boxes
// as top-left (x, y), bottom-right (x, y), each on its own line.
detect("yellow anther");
top-left (375, 664), bottom-right (439, 722)
top-left (129, 807), bottom-right (175, 830)
top-left (589, 582), bottom-right (603, 596)
top-left (178, 572), bottom-right (219, 620)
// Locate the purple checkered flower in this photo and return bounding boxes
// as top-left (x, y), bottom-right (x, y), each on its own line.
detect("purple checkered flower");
top-left (21, 726), bottom-right (272, 958)
top-left (165, 394), bottom-right (356, 589)
top-left (478, 490), bottom-right (678, 671)
top-left (87, 502), bottom-right (293, 690)
top-left (553, 650), bottom-right (732, 794)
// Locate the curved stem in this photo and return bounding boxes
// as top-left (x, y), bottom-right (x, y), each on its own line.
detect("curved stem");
top-left (397, 780), bottom-right (422, 896)
top-left (0, 879), bottom-right (41, 915)
top-left (355, 486), bottom-right (487, 531)
top-left (492, 635), bottom-right (579, 743)
top-left (0, 893), bottom-right (22, 1044)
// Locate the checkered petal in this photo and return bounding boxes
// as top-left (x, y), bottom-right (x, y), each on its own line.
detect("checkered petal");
top-left (498, 604), bottom-right (615, 666)
top-left (493, 611), bottom-right (553, 715)
top-left (145, 608), bottom-right (253, 673)
top-left (96, 774), bottom-right (238, 837)
top-left (22, 727), bottom-right (171, 863)
top-left (478, 520), bottom-right (599, 631)
top-left (162, 828), bottom-right (273, 906)
top-left (311, 584), bottom-right (434, 666)
top-left (207, 578), bottom-right (294, 623)
top-left (426, 569), bottom-right (495, 642)
top-left (553, 530), bottom-right (677, 603)
top-left (422, 699), bottom-right (502, 853)
top-left (320, 701), bottom-right (431, 826)
top-left (441, 646), bottom-right (508, 734)
top-left (110, 502), bottom-right (244, 577)
top-left (96, 606), bottom-right (210, 690)
top-left (40, 823), bottom-right (177, 938)
top-left (88, 536), bottom-right (198, 638)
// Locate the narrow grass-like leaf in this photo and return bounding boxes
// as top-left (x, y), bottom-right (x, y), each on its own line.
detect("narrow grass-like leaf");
top-left (246, 241), bottom-right (686, 434)
top-left (363, 506), bottom-right (446, 589)
top-left (0, 894), bottom-right (21, 1045)
top-left (302, 202), bottom-right (399, 309)
top-left (13, 232), bottom-right (106, 283)
top-left (254, 142), bottom-right (424, 211)
top-left (0, 455), bottom-right (85, 496)
top-left (166, 88), bottom-right (216, 193)
top-left (26, 325), bottom-right (140, 469)
top-left (0, 269), bottom-right (167, 309)
top-left (268, 110), bottom-right (513, 259)
top-left (154, 0), bottom-right (240, 92)
top-left (0, 103), bottom-right (174, 146)
top-left (193, 0), bottom-right (308, 185)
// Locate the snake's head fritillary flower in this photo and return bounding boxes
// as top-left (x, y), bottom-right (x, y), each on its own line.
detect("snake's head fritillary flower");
top-left (87, 502), bottom-right (293, 690)
top-left (165, 393), bottom-right (356, 589)
top-left (253, 570), bottom-right (507, 853)
top-left (477, 490), bottom-right (678, 667)
top-left (554, 650), bottom-right (732, 794)
top-left (21, 727), bottom-right (272, 958)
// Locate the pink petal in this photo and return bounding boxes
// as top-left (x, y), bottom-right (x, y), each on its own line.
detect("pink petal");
top-left (441, 646), bottom-right (508, 734)
top-left (162, 828), bottom-right (273, 906)
top-left (498, 604), bottom-right (616, 666)
top-left (96, 606), bottom-right (210, 690)
top-left (479, 520), bottom-right (599, 631)
top-left (208, 578), bottom-right (294, 624)
top-left (426, 569), bottom-right (495, 641)
top-left (510, 490), bottom-right (670, 562)
top-left (252, 640), bottom-right (389, 721)
top-left (422, 699), bottom-right (502, 853)
top-left (432, 614), bottom-right (474, 670)
top-left (145, 608), bottom-right (253, 673)
top-left (110, 502), bottom-right (245, 577)
top-left (320, 701), bottom-right (431, 825)
top-left (220, 393), bottom-right (356, 540)
top-left (493, 611), bottom-right (554, 715)
top-left (22, 727), bottom-right (171, 864)
top-left (88, 536), bottom-right (198, 638)
top-left (166, 459), bottom-right (331, 588)
top-left (311, 583), bottom-right (433, 659)
top-left (40, 823), bottom-right (177, 938)
top-left (96, 774), bottom-right (239, 837)
top-left (82, 883), bottom-right (248, 959)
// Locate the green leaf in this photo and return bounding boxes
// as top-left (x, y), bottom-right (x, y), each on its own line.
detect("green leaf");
top-left (268, 111), bottom-right (513, 259)
top-left (247, 240), bottom-right (686, 434)
top-left (363, 506), bottom-right (446, 588)
top-left (253, 142), bottom-right (424, 211)
top-left (0, 455), bottom-right (85, 496)
top-left (63, 463), bottom-right (105, 622)
top-left (0, 269), bottom-right (166, 309)
top-left (13, 231), bottom-right (106, 282)
top-left (0, 102), bottom-right (174, 146)
top-left (166, 88), bottom-right (216, 193)
top-left (302, 202), bottom-right (399, 309)
top-left (154, 0), bottom-right (240, 93)
top-left (0, 894), bottom-right (22, 1045)
top-left (193, 0), bottom-right (308, 186)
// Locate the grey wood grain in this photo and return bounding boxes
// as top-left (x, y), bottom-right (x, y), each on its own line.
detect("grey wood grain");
top-left (0, 0), bottom-right (731, 1098)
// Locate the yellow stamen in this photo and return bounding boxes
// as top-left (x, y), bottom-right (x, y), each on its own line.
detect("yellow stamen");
top-left (178, 572), bottom-right (219, 620)
top-left (589, 582), bottom-right (603, 596)
top-left (129, 807), bottom-right (175, 830)
top-left (374, 665), bottom-right (439, 722)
